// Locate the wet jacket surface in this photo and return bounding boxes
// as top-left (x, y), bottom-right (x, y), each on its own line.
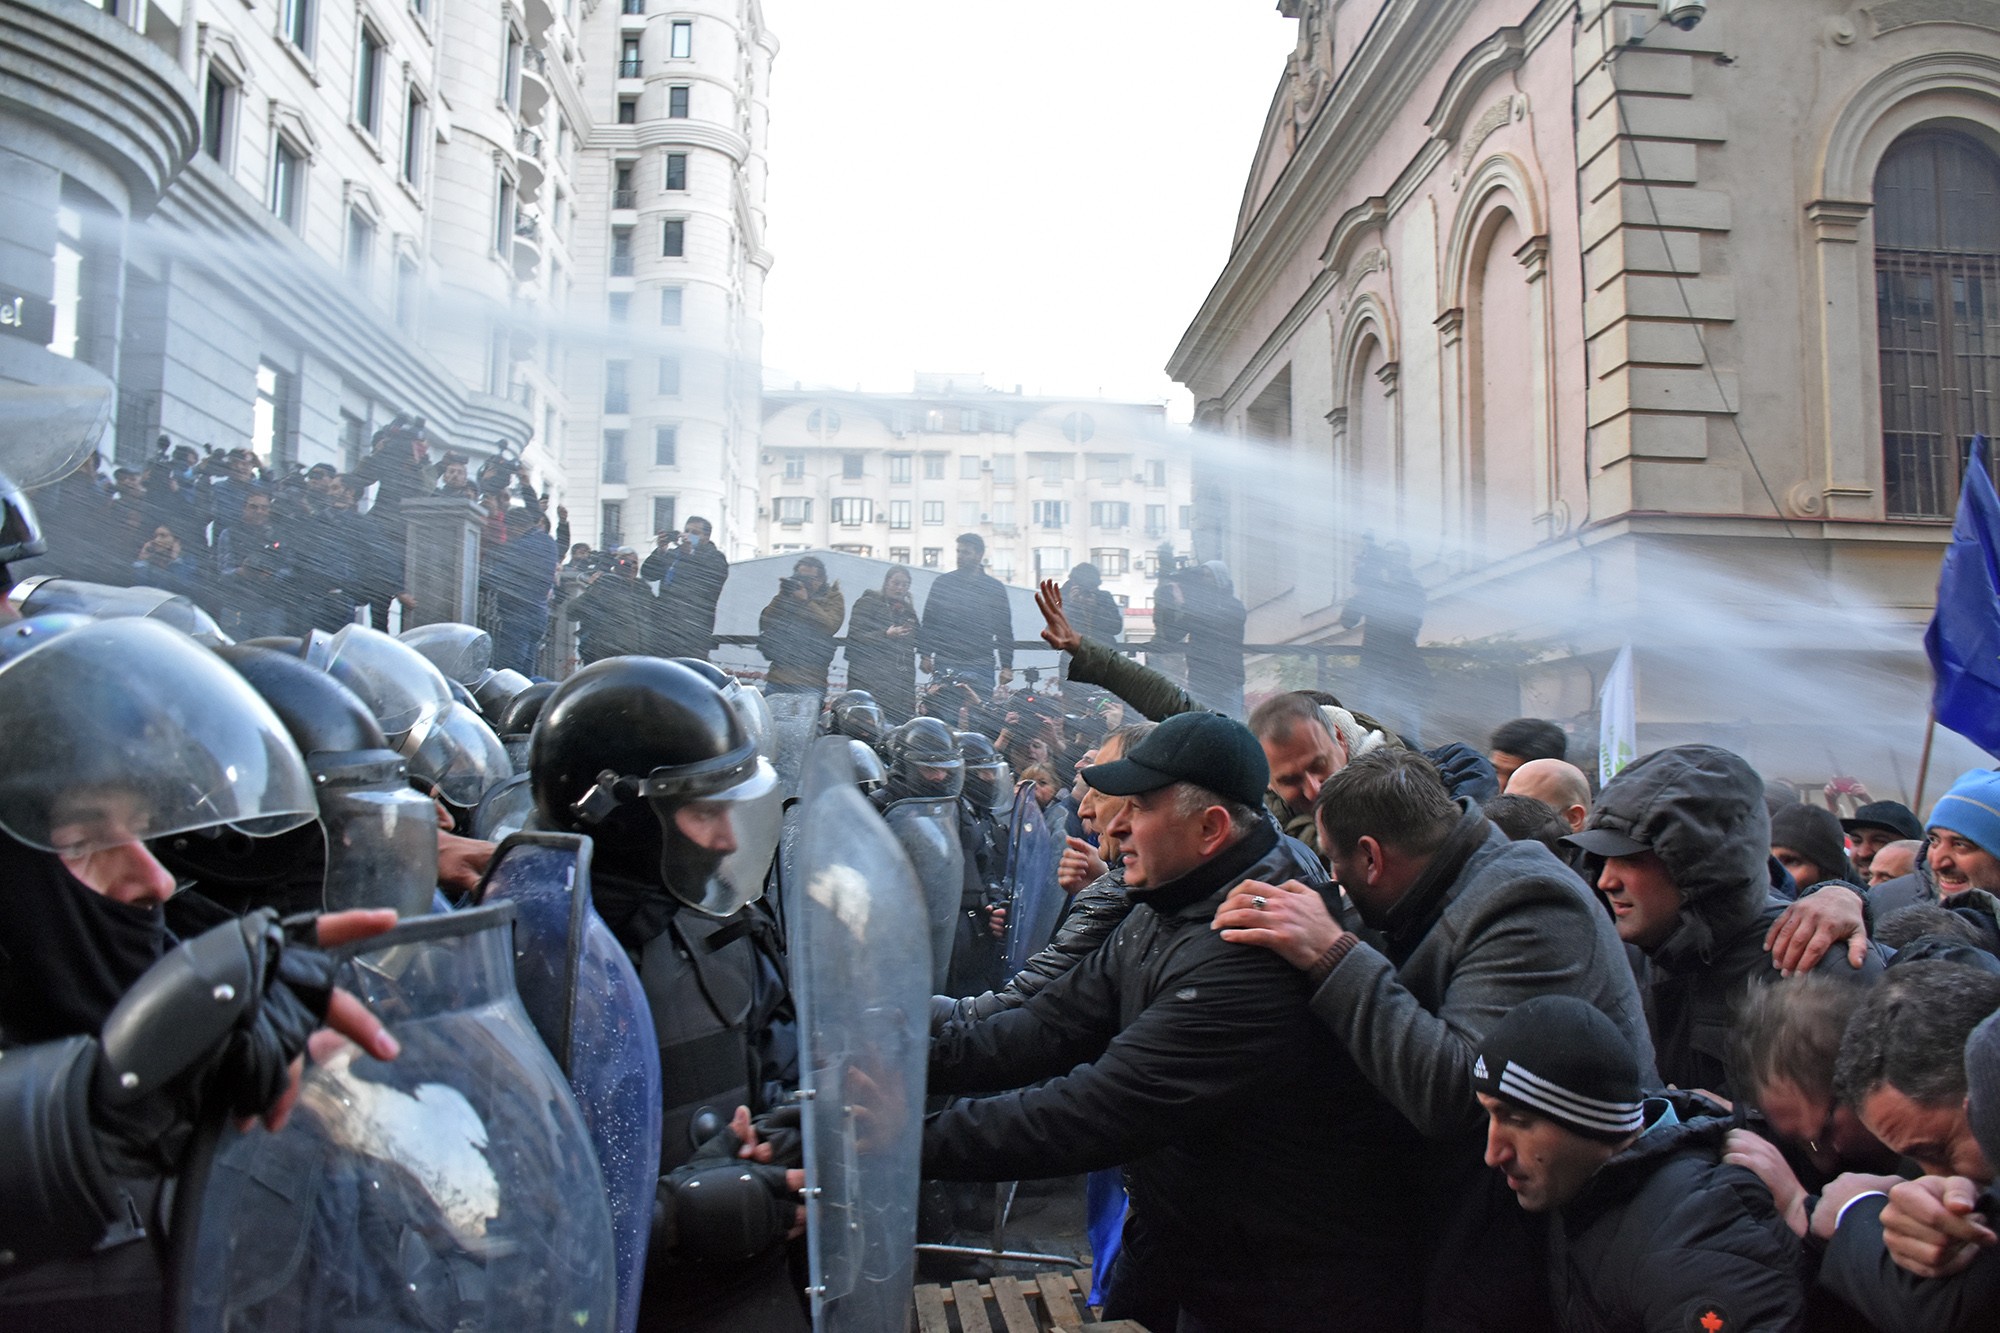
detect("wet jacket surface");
top-left (1584, 746), bottom-right (1885, 1096)
top-left (1314, 803), bottom-right (1657, 1138)
top-left (1548, 1098), bottom-right (1804, 1333)
top-left (843, 589), bottom-right (919, 720)
top-left (642, 540), bottom-right (729, 660)
top-left (758, 584), bottom-right (844, 689)
top-left (917, 565), bottom-right (1013, 673)
top-left (922, 823), bottom-right (1424, 1284)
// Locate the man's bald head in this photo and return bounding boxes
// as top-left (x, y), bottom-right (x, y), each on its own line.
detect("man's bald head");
top-left (1505, 758), bottom-right (1592, 833)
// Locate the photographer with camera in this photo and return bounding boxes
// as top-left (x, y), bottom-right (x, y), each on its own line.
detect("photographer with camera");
top-left (758, 557), bottom-right (844, 699)
top-left (1152, 551), bottom-right (1247, 718)
top-left (570, 547), bottom-right (657, 663)
top-left (348, 415), bottom-right (435, 630)
top-left (642, 516), bottom-right (730, 662)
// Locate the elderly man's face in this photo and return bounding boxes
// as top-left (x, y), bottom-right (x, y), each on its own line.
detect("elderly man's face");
top-left (1867, 841), bottom-right (1919, 887)
top-left (1857, 1083), bottom-right (1993, 1180)
top-left (1103, 786), bottom-right (1211, 889)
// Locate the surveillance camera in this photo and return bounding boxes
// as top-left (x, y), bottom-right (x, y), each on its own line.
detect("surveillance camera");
top-left (1657, 0), bottom-right (1706, 29)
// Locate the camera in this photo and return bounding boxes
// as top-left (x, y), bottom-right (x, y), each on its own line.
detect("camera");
top-left (1657, 0), bottom-right (1705, 31)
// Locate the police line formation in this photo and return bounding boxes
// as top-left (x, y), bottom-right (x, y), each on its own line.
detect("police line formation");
top-left (3, 470), bottom-right (2000, 1333)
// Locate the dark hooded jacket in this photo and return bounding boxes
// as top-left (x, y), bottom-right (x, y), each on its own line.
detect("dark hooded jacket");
top-left (935, 868), bottom-right (1132, 1028)
top-left (1547, 1094), bottom-right (1804, 1333)
top-left (1581, 746), bottom-right (1885, 1096)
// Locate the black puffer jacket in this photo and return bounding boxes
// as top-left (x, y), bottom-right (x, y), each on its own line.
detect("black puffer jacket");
top-left (1548, 1095), bottom-right (1803, 1333)
top-left (934, 868), bottom-right (1132, 1029)
top-left (1583, 746), bottom-right (1884, 1095)
top-left (922, 823), bottom-right (1423, 1288)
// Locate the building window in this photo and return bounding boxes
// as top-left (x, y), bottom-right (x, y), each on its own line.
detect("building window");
top-left (958, 501), bottom-right (980, 526)
top-left (991, 500), bottom-right (1015, 528)
top-left (889, 499), bottom-right (911, 530)
top-left (281, 0), bottom-right (314, 57)
top-left (1179, 504), bottom-right (1194, 530)
top-left (1091, 548), bottom-right (1129, 577)
top-left (990, 550), bottom-right (1016, 580)
top-left (809, 409), bottom-right (842, 439)
top-left (502, 27), bottom-right (522, 108)
top-left (668, 85), bottom-right (690, 118)
top-left (1062, 411), bottom-right (1096, 444)
top-left (655, 425), bottom-right (678, 466)
top-left (201, 65), bottom-right (235, 165)
top-left (922, 547), bottom-right (942, 569)
top-left (611, 226), bottom-right (633, 275)
top-left (608, 292), bottom-right (630, 324)
top-left (662, 218), bottom-right (685, 257)
top-left (601, 501), bottom-right (624, 548)
top-left (402, 89), bottom-right (426, 186)
top-left (1087, 454), bottom-right (1129, 483)
top-left (269, 137), bottom-right (305, 231)
top-left (602, 430), bottom-right (627, 484)
top-left (617, 97), bottom-right (637, 124)
top-left (652, 495), bottom-right (676, 533)
top-left (604, 360), bottom-right (629, 414)
top-left (355, 25), bottom-right (385, 134)
top-left (1033, 499), bottom-right (1069, 529)
top-left (621, 0), bottom-right (642, 13)
top-left (921, 500), bottom-right (944, 525)
top-left (783, 452), bottom-right (805, 480)
top-left (1875, 130), bottom-right (2000, 519)
top-left (841, 452), bottom-right (863, 480)
top-left (1090, 501), bottom-right (1130, 528)
top-left (922, 453), bottom-right (945, 480)
top-left (619, 37), bottom-right (641, 78)
top-left (1034, 547), bottom-right (1070, 576)
top-left (831, 497), bottom-right (872, 526)
top-left (494, 174), bottom-right (515, 257)
top-left (888, 454), bottom-right (911, 484)
top-left (657, 356), bottom-right (680, 396)
top-left (670, 19), bottom-right (691, 57)
top-left (345, 208), bottom-right (374, 291)
top-left (659, 287), bottom-right (683, 325)
top-left (1039, 454), bottom-right (1071, 483)
top-left (1145, 459), bottom-right (1167, 487)
top-left (991, 454), bottom-right (1015, 483)
top-left (959, 455), bottom-right (980, 479)
top-left (253, 360), bottom-right (294, 470)
top-left (1145, 503), bottom-right (1167, 538)
top-left (775, 496), bottom-right (810, 524)
top-left (924, 409), bottom-right (945, 431)
top-left (395, 254), bottom-right (420, 329)
top-left (612, 161), bottom-right (635, 210)
top-left (664, 152), bottom-right (687, 191)
top-left (889, 546), bottom-right (910, 563)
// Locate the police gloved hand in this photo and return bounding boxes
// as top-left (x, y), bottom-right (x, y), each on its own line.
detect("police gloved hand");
top-left (651, 1159), bottom-right (801, 1263)
top-left (1424, 742), bottom-right (1499, 804)
top-left (89, 910), bottom-right (341, 1173)
top-left (748, 1103), bottom-right (804, 1168)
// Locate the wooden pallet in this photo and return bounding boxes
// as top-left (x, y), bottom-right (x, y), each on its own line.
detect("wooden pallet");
top-left (911, 1268), bottom-right (1147, 1333)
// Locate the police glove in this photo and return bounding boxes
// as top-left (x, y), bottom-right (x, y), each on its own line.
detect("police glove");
top-left (651, 1159), bottom-right (797, 1263)
top-left (91, 910), bottom-right (338, 1174)
top-left (1424, 742), bottom-right (1499, 804)
top-left (748, 1102), bottom-right (804, 1168)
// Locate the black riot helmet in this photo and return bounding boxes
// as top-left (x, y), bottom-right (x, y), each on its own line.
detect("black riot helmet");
top-left (848, 739), bottom-right (888, 798)
top-left (829, 690), bottom-right (888, 749)
top-left (672, 656), bottom-right (772, 758)
top-left (497, 679), bottom-right (560, 737)
top-left (886, 716), bottom-right (964, 802)
top-left (956, 731), bottom-right (1013, 813)
top-left (531, 657), bottom-right (781, 916)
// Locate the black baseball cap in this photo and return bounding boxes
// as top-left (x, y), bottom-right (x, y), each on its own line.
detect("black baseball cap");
top-left (1840, 800), bottom-right (1924, 843)
top-left (1081, 711), bottom-right (1268, 809)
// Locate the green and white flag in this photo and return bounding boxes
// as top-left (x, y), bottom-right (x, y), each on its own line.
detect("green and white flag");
top-left (1599, 644), bottom-right (1636, 786)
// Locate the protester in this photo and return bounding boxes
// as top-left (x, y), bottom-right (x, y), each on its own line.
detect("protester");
top-left (643, 516), bottom-right (729, 661)
top-left (1844, 800), bottom-right (1926, 879)
top-left (1482, 793), bottom-right (1572, 852)
top-left (1152, 558), bottom-right (1246, 717)
top-left (1870, 838), bottom-right (1924, 889)
top-left (1487, 717), bottom-right (1567, 788)
top-left (129, 523), bottom-right (201, 600)
top-left (489, 504), bottom-right (559, 674)
top-left (844, 565), bottom-right (922, 723)
top-left (918, 534), bottom-right (1013, 692)
top-left (1772, 802), bottom-right (1864, 892)
top-left (570, 548), bottom-right (655, 662)
top-left (757, 556), bottom-right (843, 697)
top-left (1504, 756), bottom-right (1592, 832)
top-left (1474, 995), bottom-right (1805, 1332)
top-left (1245, 691), bottom-right (1349, 850)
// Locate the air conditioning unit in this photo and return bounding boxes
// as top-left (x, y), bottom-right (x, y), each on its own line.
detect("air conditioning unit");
top-left (760, 453), bottom-right (773, 464)
top-left (1133, 473), bottom-right (1147, 483)
top-left (757, 506), bottom-right (768, 517)
top-left (981, 460), bottom-right (993, 470)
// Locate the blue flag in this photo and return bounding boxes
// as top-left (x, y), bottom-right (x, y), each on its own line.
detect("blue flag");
top-left (1926, 435), bottom-right (2000, 757)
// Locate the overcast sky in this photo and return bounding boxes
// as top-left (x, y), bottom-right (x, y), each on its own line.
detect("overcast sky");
top-left (756, 2), bottom-right (1298, 417)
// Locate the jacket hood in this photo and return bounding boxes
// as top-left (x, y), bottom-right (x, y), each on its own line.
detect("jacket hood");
top-left (1584, 745), bottom-right (1771, 959)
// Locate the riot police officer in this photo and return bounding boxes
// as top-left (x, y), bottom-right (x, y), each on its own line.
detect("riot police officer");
top-left (947, 732), bottom-right (1012, 996)
top-left (880, 718), bottom-right (967, 991)
top-left (531, 656), bottom-right (805, 1332)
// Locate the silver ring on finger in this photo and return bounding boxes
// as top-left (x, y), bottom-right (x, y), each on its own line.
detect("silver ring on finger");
top-left (1251, 895), bottom-right (1267, 911)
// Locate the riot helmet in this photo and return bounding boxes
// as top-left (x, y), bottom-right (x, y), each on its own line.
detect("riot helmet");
top-left (408, 701), bottom-right (514, 812)
top-left (885, 717), bottom-right (964, 802)
top-left (472, 666), bottom-right (535, 722)
top-left (0, 378), bottom-right (112, 490)
top-left (673, 657), bottom-right (772, 758)
top-left (399, 621), bottom-right (494, 686)
top-left (1, 469), bottom-right (47, 567)
top-left (956, 731), bottom-right (1014, 813)
top-left (531, 657), bottom-right (781, 916)
top-left (829, 690), bottom-right (888, 749)
top-left (321, 622), bottom-right (454, 744)
top-left (11, 575), bottom-right (231, 646)
top-left (498, 679), bottom-right (560, 737)
top-left (0, 611), bottom-right (92, 668)
top-left (821, 688), bottom-right (867, 736)
top-left (0, 618), bottom-right (316, 860)
top-left (848, 739), bottom-right (888, 798)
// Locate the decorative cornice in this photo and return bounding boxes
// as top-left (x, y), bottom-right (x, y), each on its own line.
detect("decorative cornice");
top-left (1865, 1), bottom-right (2000, 38)
top-left (1426, 25), bottom-right (1527, 141)
top-left (1320, 195), bottom-right (1389, 269)
top-left (1806, 197), bottom-right (1873, 242)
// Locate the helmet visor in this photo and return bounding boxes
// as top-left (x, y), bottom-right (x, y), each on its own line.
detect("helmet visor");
top-left (658, 760), bottom-right (783, 917)
top-left (406, 702), bottom-right (514, 808)
top-left (0, 619), bottom-right (315, 855)
top-left (0, 380), bottom-right (112, 490)
top-left (730, 683), bottom-right (774, 759)
top-left (399, 623), bottom-right (495, 686)
top-left (325, 624), bottom-right (454, 741)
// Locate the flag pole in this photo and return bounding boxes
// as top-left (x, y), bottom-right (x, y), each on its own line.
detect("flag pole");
top-left (1915, 710), bottom-right (1938, 813)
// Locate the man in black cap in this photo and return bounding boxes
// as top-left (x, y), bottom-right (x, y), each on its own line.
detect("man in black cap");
top-left (922, 711), bottom-right (1426, 1332)
top-left (1475, 994), bottom-right (1804, 1332)
top-left (1567, 744), bottom-right (1883, 1096)
top-left (1844, 800), bottom-right (1925, 882)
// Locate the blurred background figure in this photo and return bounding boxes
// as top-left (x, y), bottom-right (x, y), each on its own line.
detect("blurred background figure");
top-left (1340, 537), bottom-right (1428, 742)
top-left (845, 565), bottom-right (921, 723)
top-left (1154, 556), bottom-right (1246, 718)
top-left (644, 515), bottom-right (730, 662)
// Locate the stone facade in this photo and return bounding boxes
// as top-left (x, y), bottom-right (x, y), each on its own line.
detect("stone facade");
top-left (759, 379), bottom-right (1190, 635)
top-left (1169, 0), bottom-right (2000, 781)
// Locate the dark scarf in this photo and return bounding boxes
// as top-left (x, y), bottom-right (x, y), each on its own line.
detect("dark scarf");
top-left (1371, 801), bottom-right (1492, 962)
top-left (0, 835), bottom-right (169, 1044)
top-left (1126, 818), bottom-right (1279, 917)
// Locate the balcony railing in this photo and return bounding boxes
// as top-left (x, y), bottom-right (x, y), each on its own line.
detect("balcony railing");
top-left (612, 189), bottom-right (636, 209)
top-left (514, 214), bottom-right (540, 241)
top-left (610, 254), bottom-right (633, 276)
top-left (618, 57), bottom-right (642, 78)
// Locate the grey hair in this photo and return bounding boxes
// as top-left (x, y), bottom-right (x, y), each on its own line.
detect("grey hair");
top-left (1170, 782), bottom-right (1261, 838)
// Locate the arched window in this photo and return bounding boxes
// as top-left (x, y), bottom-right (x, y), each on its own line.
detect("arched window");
top-left (1875, 131), bottom-right (2000, 517)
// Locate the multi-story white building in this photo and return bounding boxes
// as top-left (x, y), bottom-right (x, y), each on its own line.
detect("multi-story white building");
top-left (760, 377), bottom-right (1191, 637)
top-left (559, 0), bottom-right (774, 560)
top-left (0, 0), bottom-right (589, 485)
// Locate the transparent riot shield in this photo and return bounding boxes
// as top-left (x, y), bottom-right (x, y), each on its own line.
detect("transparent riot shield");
top-left (1000, 784), bottom-right (1066, 976)
top-left (791, 736), bottom-right (930, 1332)
top-left (470, 770), bottom-right (536, 844)
top-left (766, 692), bottom-right (820, 794)
top-left (883, 796), bottom-right (965, 993)
top-left (474, 834), bottom-right (661, 1333)
top-left (173, 904), bottom-right (617, 1332)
